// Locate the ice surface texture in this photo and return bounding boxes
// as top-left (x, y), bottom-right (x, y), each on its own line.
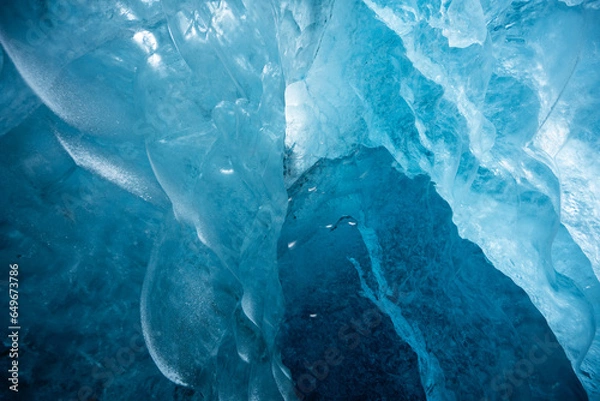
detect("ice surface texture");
top-left (0, 0), bottom-right (599, 400)
top-left (278, 147), bottom-right (585, 400)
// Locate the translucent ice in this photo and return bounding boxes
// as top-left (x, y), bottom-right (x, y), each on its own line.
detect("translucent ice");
top-left (278, 146), bottom-right (585, 400)
top-left (0, 0), bottom-right (599, 400)
top-left (280, 0), bottom-right (600, 396)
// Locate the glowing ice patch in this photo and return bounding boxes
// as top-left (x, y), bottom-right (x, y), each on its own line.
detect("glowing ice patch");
top-left (133, 30), bottom-right (158, 53)
top-left (148, 54), bottom-right (162, 68)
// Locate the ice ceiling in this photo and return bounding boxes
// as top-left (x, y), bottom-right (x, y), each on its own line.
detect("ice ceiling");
top-left (0, 0), bottom-right (599, 400)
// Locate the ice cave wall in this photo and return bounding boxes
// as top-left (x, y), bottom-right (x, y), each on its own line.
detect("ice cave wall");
top-left (279, 0), bottom-right (600, 396)
top-left (0, 0), bottom-right (599, 399)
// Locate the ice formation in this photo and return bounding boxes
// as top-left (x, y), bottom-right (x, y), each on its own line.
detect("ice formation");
top-left (0, 0), bottom-right (599, 400)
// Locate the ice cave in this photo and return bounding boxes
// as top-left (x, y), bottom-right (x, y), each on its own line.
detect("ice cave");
top-left (0, 0), bottom-right (599, 400)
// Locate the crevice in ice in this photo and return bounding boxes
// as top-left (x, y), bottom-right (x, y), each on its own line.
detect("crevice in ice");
top-left (349, 254), bottom-right (452, 401)
top-left (1, 0), bottom-right (599, 399)
top-left (277, 146), bottom-right (586, 400)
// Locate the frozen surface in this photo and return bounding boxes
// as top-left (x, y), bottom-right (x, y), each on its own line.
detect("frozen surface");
top-left (0, 0), bottom-right (599, 400)
top-left (278, 147), bottom-right (585, 400)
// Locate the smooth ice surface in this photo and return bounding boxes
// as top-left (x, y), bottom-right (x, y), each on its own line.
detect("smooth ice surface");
top-left (0, 0), bottom-right (599, 400)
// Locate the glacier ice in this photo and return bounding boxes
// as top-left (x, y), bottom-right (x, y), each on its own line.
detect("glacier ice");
top-left (278, 146), bottom-right (585, 400)
top-left (0, 0), bottom-right (599, 400)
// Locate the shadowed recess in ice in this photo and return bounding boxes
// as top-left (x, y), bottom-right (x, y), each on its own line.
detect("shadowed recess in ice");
top-left (278, 147), bottom-right (586, 400)
top-left (0, 0), bottom-right (599, 400)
